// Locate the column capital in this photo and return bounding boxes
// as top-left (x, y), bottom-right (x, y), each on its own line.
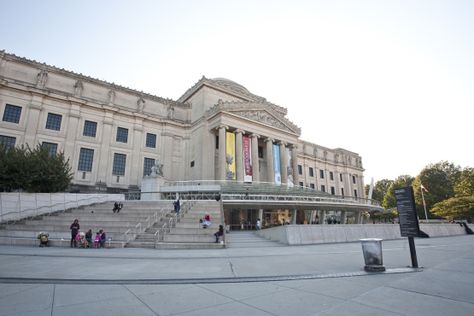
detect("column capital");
top-left (251, 133), bottom-right (260, 139)
top-left (218, 125), bottom-right (228, 131)
top-left (235, 129), bottom-right (244, 135)
top-left (264, 137), bottom-right (273, 143)
top-left (278, 141), bottom-right (287, 146)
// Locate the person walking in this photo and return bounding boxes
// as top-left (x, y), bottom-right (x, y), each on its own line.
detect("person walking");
top-left (256, 218), bottom-right (261, 230)
top-left (70, 219), bottom-right (80, 248)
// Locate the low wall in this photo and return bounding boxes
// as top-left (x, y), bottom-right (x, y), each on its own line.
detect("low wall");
top-left (0, 193), bottom-right (124, 223)
top-left (257, 223), bottom-right (473, 245)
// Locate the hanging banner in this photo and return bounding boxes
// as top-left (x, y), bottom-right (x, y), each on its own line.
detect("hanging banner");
top-left (225, 132), bottom-right (236, 180)
top-left (243, 135), bottom-right (253, 182)
top-left (286, 147), bottom-right (294, 187)
top-left (273, 144), bottom-right (281, 185)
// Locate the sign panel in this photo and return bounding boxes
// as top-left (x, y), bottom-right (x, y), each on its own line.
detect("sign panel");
top-left (273, 144), bottom-right (281, 185)
top-left (225, 132), bottom-right (236, 180)
top-left (395, 186), bottom-right (420, 237)
top-left (242, 135), bottom-right (252, 182)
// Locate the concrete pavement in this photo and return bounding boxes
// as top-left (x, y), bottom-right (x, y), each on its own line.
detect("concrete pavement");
top-left (0, 233), bottom-right (473, 315)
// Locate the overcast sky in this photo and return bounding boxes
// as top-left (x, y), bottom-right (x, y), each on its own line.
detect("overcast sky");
top-left (1, 0), bottom-right (473, 182)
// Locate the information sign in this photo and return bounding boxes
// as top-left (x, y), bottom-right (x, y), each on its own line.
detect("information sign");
top-left (395, 186), bottom-right (420, 237)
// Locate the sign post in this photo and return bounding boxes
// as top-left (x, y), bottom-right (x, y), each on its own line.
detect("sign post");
top-left (394, 186), bottom-right (420, 268)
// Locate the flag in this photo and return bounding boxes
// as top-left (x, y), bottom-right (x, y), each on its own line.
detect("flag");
top-left (421, 184), bottom-right (428, 192)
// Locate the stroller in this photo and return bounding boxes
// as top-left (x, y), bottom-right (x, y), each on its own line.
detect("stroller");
top-left (37, 232), bottom-right (49, 247)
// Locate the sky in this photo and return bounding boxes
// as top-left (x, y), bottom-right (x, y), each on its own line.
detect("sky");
top-left (1, 0), bottom-right (473, 182)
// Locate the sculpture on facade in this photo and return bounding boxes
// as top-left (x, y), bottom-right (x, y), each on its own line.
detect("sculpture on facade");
top-left (167, 104), bottom-right (174, 119)
top-left (107, 90), bottom-right (116, 104)
top-left (74, 80), bottom-right (83, 97)
top-left (36, 69), bottom-right (48, 88)
top-left (137, 97), bottom-right (145, 113)
top-left (150, 161), bottom-right (164, 177)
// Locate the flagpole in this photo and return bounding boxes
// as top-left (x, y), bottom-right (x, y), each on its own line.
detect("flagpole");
top-left (420, 185), bottom-right (428, 223)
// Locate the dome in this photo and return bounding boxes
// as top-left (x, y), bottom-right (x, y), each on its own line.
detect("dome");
top-left (211, 77), bottom-right (250, 94)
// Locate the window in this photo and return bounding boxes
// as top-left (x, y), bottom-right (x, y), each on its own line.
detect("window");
top-left (341, 188), bottom-right (345, 196)
top-left (0, 135), bottom-right (16, 149)
top-left (299, 182), bottom-right (304, 187)
top-left (143, 157), bottom-right (155, 176)
top-left (83, 120), bottom-right (97, 137)
top-left (352, 175), bottom-right (356, 184)
top-left (116, 127), bottom-right (128, 143)
top-left (42, 142), bottom-right (58, 156)
top-left (320, 169), bottom-right (324, 179)
top-left (330, 186), bottom-right (335, 195)
top-left (340, 173), bottom-right (343, 182)
top-left (113, 153), bottom-right (126, 175)
top-left (216, 135), bottom-right (219, 149)
top-left (146, 133), bottom-right (156, 148)
top-left (78, 148), bottom-right (94, 172)
top-left (45, 113), bottom-right (62, 131)
top-left (2, 104), bottom-right (22, 123)
top-left (258, 146), bottom-right (263, 158)
top-left (309, 167), bottom-right (314, 177)
top-left (321, 185), bottom-right (326, 192)
top-left (330, 171), bottom-right (334, 181)
top-left (190, 160), bottom-right (195, 167)
top-left (354, 189), bottom-right (358, 198)
top-left (298, 165), bottom-right (303, 175)
top-left (310, 183), bottom-right (315, 189)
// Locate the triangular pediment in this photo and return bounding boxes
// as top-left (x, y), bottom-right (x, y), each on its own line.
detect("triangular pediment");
top-left (207, 101), bottom-right (301, 135)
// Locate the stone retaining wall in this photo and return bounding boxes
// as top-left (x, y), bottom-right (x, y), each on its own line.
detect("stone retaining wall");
top-left (257, 223), bottom-right (473, 245)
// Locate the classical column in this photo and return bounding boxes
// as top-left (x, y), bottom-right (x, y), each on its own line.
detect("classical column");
top-left (235, 129), bottom-right (243, 182)
top-left (340, 211), bottom-right (346, 224)
top-left (279, 141), bottom-right (288, 184)
top-left (130, 121), bottom-right (144, 186)
top-left (251, 134), bottom-right (260, 182)
top-left (265, 138), bottom-right (274, 183)
top-left (292, 209), bottom-right (297, 224)
top-left (291, 144), bottom-right (298, 185)
top-left (98, 116), bottom-right (113, 182)
top-left (218, 126), bottom-right (227, 180)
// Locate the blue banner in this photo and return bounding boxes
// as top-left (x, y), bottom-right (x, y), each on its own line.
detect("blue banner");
top-left (273, 144), bottom-right (281, 185)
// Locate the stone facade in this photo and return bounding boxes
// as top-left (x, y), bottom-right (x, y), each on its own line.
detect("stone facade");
top-left (0, 51), bottom-right (364, 196)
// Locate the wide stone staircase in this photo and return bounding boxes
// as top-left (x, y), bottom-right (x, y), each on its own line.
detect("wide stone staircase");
top-left (0, 200), bottom-right (225, 249)
top-left (0, 201), bottom-right (175, 248)
top-left (127, 200), bottom-right (225, 249)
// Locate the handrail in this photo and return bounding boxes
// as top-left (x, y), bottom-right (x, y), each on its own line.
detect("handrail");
top-left (0, 193), bottom-right (123, 223)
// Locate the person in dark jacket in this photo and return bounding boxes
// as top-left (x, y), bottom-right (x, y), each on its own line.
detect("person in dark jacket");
top-left (85, 229), bottom-right (93, 248)
top-left (70, 219), bottom-right (80, 248)
top-left (99, 229), bottom-right (106, 248)
top-left (214, 225), bottom-right (224, 243)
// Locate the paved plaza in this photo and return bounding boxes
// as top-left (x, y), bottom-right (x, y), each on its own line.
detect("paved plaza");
top-left (0, 234), bottom-right (473, 315)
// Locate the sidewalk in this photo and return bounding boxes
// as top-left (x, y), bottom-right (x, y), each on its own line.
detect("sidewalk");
top-left (0, 234), bottom-right (473, 315)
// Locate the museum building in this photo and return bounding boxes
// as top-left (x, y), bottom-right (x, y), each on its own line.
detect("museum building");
top-left (0, 51), bottom-right (365, 205)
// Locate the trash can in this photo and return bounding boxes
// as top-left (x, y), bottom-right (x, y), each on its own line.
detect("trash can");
top-left (360, 238), bottom-right (385, 272)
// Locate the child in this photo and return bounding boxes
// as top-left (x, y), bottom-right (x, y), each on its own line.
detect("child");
top-left (94, 232), bottom-right (101, 248)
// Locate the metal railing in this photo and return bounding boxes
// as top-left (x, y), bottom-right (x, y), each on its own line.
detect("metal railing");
top-left (122, 207), bottom-right (172, 246)
top-left (154, 201), bottom-right (193, 246)
top-left (0, 193), bottom-right (123, 224)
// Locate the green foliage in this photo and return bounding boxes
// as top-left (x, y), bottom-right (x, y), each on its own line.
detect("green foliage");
top-left (382, 175), bottom-right (414, 209)
top-left (412, 161), bottom-right (461, 218)
top-left (0, 144), bottom-right (72, 193)
top-left (454, 167), bottom-right (474, 196)
top-left (431, 196), bottom-right (474, 222)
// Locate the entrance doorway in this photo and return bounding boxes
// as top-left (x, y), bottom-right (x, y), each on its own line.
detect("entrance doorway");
top-left (225, 209), bottom-right (258, 231)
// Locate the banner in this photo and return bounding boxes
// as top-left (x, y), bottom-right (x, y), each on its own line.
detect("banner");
top-left (273, 144), bottom-right (281, 185)
top-left (225, 132), bottom-right (236, 180)
top-left (286, 147), bottom-right (294, 187)
top-left (243, 135), bottom-right (253, 182)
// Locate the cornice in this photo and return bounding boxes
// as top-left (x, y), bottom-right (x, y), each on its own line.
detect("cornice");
top-left (0, 50), bottom-right (188, 109)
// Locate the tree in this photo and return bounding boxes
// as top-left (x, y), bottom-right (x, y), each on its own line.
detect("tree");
top-left (431, 167), bottom-right (474, 222)
top-left (412, 161), bottom-right (461, 218)
top-left (0, 144), bottom-right (72, 193)
top-left (382, 175), bottom-right (414, 209)
top-left (431, 196), bottom-right (474, 222)
top-left (454, 167), bottom-right (474, 196)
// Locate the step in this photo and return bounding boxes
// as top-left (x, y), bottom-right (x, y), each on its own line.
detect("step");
top-left (163, 234), bottom-right (215, 243)
top-left (125, 241), bottom-right (225, 249)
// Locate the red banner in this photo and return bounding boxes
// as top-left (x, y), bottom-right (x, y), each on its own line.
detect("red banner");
top-left (243, 135), bottom-right (252, 182)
